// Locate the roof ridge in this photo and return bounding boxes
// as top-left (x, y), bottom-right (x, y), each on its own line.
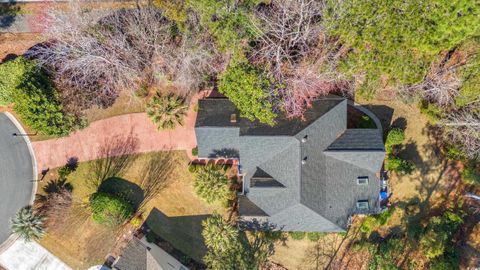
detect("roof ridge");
top-left (293, 99), bottom-right (348, 137)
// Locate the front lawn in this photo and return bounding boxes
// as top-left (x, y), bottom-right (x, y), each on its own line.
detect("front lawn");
top-left (37, 151), bottom-right (223, 269)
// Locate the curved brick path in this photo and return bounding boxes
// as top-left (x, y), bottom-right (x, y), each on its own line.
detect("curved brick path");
top-left (32, 95), bottom-right (203, 173)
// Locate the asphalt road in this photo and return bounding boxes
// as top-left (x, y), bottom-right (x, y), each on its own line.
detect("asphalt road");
top-left (0, 113), bottom-right (34, 246)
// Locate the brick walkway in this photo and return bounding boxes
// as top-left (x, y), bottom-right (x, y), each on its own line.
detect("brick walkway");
top-left (32, 95), bottom-right (204, 174)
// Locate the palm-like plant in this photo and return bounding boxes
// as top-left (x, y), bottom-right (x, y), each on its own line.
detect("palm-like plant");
top-left (147, 93), bottom-right (188, 130)
top-left (194, 165), bottom-right (232, 206)
top-left (11, 205), bottom-right (45, 242)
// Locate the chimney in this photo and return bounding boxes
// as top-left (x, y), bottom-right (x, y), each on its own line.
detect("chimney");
top-left (230, 113), bottom-right (237, 123)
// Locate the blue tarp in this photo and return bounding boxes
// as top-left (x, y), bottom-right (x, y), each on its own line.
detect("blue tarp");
top-left (380, 191), bottom-right (388, 200)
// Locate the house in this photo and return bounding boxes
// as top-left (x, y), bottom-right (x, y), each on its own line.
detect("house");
top-left (194, 95), bottom-right (387, 232)
top-left (112, 236), bottom-right (188, 270)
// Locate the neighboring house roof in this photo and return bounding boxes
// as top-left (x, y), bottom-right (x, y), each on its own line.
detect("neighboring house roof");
top-left (112, 237), bottom-right (188, 270)
top-left (195, 96), bottom-right (386, 232)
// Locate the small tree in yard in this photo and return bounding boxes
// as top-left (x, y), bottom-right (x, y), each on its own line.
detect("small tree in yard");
top-left (202, 214), bottom-right (242, 270)
top-left (11, 206), bottom-right (45, 242)
top-left (89, 192), bottom-right (134, 227)
top-left (147, 93), bottom-right (188, 130)
top-left (193, 165), bottom-right (232, 206)
top-left (218, 59), bottom-right (276, 126)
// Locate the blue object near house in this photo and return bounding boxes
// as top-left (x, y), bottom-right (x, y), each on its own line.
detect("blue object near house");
top-left (380, 191), bottom-right (388, 201)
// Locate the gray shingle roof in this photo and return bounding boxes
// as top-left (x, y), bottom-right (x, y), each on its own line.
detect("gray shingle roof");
top-left (327, 129), bottom-right (384, 150)
top-left (195, 96), bottom-right (385, 232)
top-left (196, 98), bottom-right (344, 136)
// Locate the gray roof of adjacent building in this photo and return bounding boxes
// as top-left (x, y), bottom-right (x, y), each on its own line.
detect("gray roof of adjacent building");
top-left (195, 96), bottom-right (386, 232)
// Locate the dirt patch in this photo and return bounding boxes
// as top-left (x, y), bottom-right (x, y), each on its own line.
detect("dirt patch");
top-left (0, 33), bottom-right (42, 62)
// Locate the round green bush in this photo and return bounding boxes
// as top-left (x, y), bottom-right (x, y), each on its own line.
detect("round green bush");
top-left (89, 192), bottom-right (134, 226)
top-left (288, 231), bottom-right (306, 240)
top-left (386, 128), bottom-right (405, 147)
top-left (307, 232), bottom-right (325, 242)
top-left (385, 156), bottom-right (415, 174)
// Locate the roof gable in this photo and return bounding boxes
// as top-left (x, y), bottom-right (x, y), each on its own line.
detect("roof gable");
top-left (323, 150), bottom-right (385, 173)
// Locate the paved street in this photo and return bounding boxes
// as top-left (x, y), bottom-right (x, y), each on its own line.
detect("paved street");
top-left (0, 113), bottom-right (34, 246)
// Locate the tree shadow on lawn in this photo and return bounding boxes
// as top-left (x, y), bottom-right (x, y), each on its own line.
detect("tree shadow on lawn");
top-left (145, 207), bottom-right (210, 263)
top-left (98, 177), bottom-right (144, 210)
top-left (88, 133), bottom-right (139, 189)
top-left (0, 1), bottom-right (20, 29)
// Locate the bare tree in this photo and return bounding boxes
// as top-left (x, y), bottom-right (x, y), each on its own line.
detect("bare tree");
top-left (29, 3), bottom-right (217, 111)
top-left (250, 0), bottom-right (323, 79)
top-left (283, 65), bottom-right (352, 118)
top-left (402, 65), bottom-right (462, 106)
top-left (138, 152), bottom-right (178, 210)
top-left (440, 107), bottom-right (480, 159)
top-left (249, 0), bottom-right (351, 118)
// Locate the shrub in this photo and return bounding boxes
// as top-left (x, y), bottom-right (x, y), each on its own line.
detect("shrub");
top-left (130, 215), bottom-right (143, 228)
top-left (386, 128), bottom-right (405, 147)
top-left (360, 208), bottom-right (395, 234)
top-left (202, 214), bottom-right (242, 269)
top-left (89, 192), bottom-right (134, 226)
top-left (0, 57), bottom-right (31, 105)
top-left (193, 164), bottom-right (232, 206)
top-left (187, 0), bottom-right (258, 53)
top-left (462, 163), bottom-right (480, 185)
top-left (188, 164), bottom-right (200, 173)
top-left (147, 92), bottom-right (188, 130)
top-left (218, 59), bottom-right (276, 126)
top-left (288, 231), bottom-right (306, 240)
top-left (10, 205), bottom-right (45, 242)
top-left (192, 146), bottom-right (198, 156)
top-left (0, 57), bottom-right (78, 136)
top-left (445, 144), bottom-right (467, 161)
top-left (57, 162), bottom-right (77, 180)
top-left (418, 101), bottom-right (444, 123)
top-left (385, 156), bottom-right (415, 174)
top-left (420, 211), bottom-right (463, 259)
top-left (306, 232), bottom-right (325, 242)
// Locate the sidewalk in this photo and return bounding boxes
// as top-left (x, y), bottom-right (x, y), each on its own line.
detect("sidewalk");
top-left (32, 94), bottom-right (203, 173)
top-left (0, 239), bottom-right (71, 270)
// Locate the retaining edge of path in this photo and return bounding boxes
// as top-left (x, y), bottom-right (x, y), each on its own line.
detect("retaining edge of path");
top-left (0, 112), bottom-right (38, 255)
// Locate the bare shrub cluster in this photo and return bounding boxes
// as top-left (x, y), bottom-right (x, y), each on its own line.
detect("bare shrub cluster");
top-left (441, 107), bottom-right (480, 159)
top-left (402, 54), bottom-right (480, 159)
top-left (35, 179), bottom-right (73, 231)
top-left (402, 61), bottom-right (463, 106)
top-left (28, 4), bottom-right (217, 113)
top-left (250, 0), bottom-right (350, 118)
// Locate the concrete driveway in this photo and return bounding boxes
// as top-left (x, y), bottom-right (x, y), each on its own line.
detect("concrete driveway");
top-left (0, 239), bottom-right (71, 270)
top-left (0, 113), bottom-right (35, 247)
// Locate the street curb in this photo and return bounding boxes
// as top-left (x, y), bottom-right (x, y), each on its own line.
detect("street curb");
top-left (0, 112), bottom-right (38, 255)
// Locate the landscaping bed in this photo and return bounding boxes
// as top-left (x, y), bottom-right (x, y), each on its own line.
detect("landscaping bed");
top-left (37, 151), bottom-right (223, 269)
